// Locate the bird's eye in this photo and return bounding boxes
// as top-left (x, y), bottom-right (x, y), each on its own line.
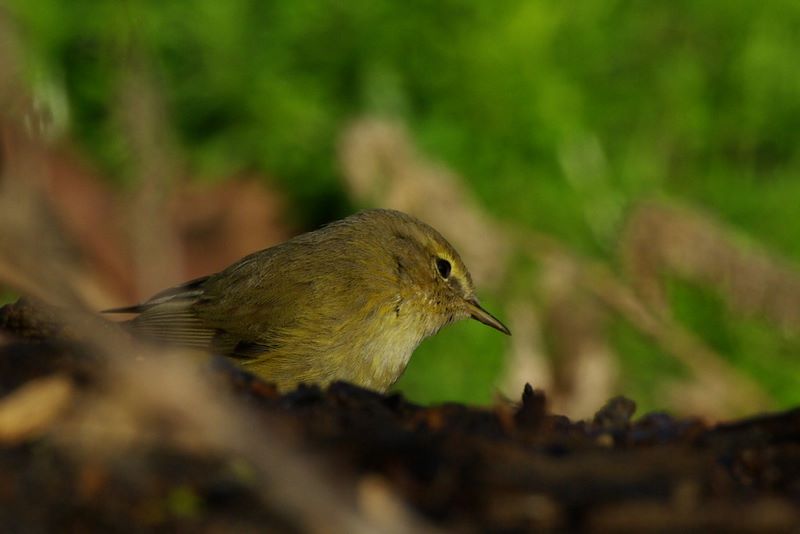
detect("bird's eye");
top-left (436, 257), bottom-right (452, 279)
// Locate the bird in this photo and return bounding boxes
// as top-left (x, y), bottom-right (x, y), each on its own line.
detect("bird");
top-left (105, 208), bottom-right (510, 392)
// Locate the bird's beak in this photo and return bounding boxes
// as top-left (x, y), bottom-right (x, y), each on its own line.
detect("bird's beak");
top-left (464, 297), bottom-right (511, 336)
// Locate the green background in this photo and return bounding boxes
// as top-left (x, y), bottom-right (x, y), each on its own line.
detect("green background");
top-left (7, 0), bottom-right (800, 412)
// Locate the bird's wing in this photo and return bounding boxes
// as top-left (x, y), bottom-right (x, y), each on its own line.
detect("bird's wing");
top-left (103, 237), bottom-right (348, 358)
top-left (103, 249), bottom-right (299, 356)
top-left (104, 276), bottom-right (217, 349)
top-left (129, 301), bottom-right (216, 349)
top-left (192, 246), bottom-right (311, 344)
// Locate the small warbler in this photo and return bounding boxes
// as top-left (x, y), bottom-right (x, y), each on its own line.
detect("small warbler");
top-left (105, 209), bottom-right (509, 392)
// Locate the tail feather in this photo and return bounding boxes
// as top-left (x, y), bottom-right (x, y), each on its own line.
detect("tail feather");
top-left (102, 275), bottom-right (210, 315)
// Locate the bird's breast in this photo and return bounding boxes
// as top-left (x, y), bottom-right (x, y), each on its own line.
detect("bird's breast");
top-left (349, 297), bottom-right (436, 391)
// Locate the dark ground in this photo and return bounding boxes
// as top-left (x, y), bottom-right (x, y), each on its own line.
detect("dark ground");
top-left (0, 299), bottom-right (798, 532)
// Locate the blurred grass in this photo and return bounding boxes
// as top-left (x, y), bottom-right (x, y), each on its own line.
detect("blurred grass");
top-left (612, 318), bottom-right (688, 415)
top-left (5, 0), bottom-right (800, 409)
top-left (668, 279), bottom-right (800, 407)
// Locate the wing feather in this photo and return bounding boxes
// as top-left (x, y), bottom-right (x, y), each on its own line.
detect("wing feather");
top-left (130, 301), bottom-right (216, 349)
top-left (105, 277), bottom-right (216, 349)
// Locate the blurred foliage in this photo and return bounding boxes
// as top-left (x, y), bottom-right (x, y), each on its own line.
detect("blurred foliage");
top-left (7, 0), bottom-right (800, 408)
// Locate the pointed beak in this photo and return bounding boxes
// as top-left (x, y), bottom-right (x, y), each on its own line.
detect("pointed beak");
top-left (464, 297), bottom-right (511, 336)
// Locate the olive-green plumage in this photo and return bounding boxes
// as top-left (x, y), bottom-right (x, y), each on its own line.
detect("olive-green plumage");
top-left (106, 209), bottom-right (509, 392)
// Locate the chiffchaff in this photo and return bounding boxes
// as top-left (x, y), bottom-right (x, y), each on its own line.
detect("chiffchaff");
top-left (105, 209), bottom-right (509, 392)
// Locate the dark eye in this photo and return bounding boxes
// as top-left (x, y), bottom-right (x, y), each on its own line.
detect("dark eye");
top-left (435, 257), bottom-right (451, 279)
